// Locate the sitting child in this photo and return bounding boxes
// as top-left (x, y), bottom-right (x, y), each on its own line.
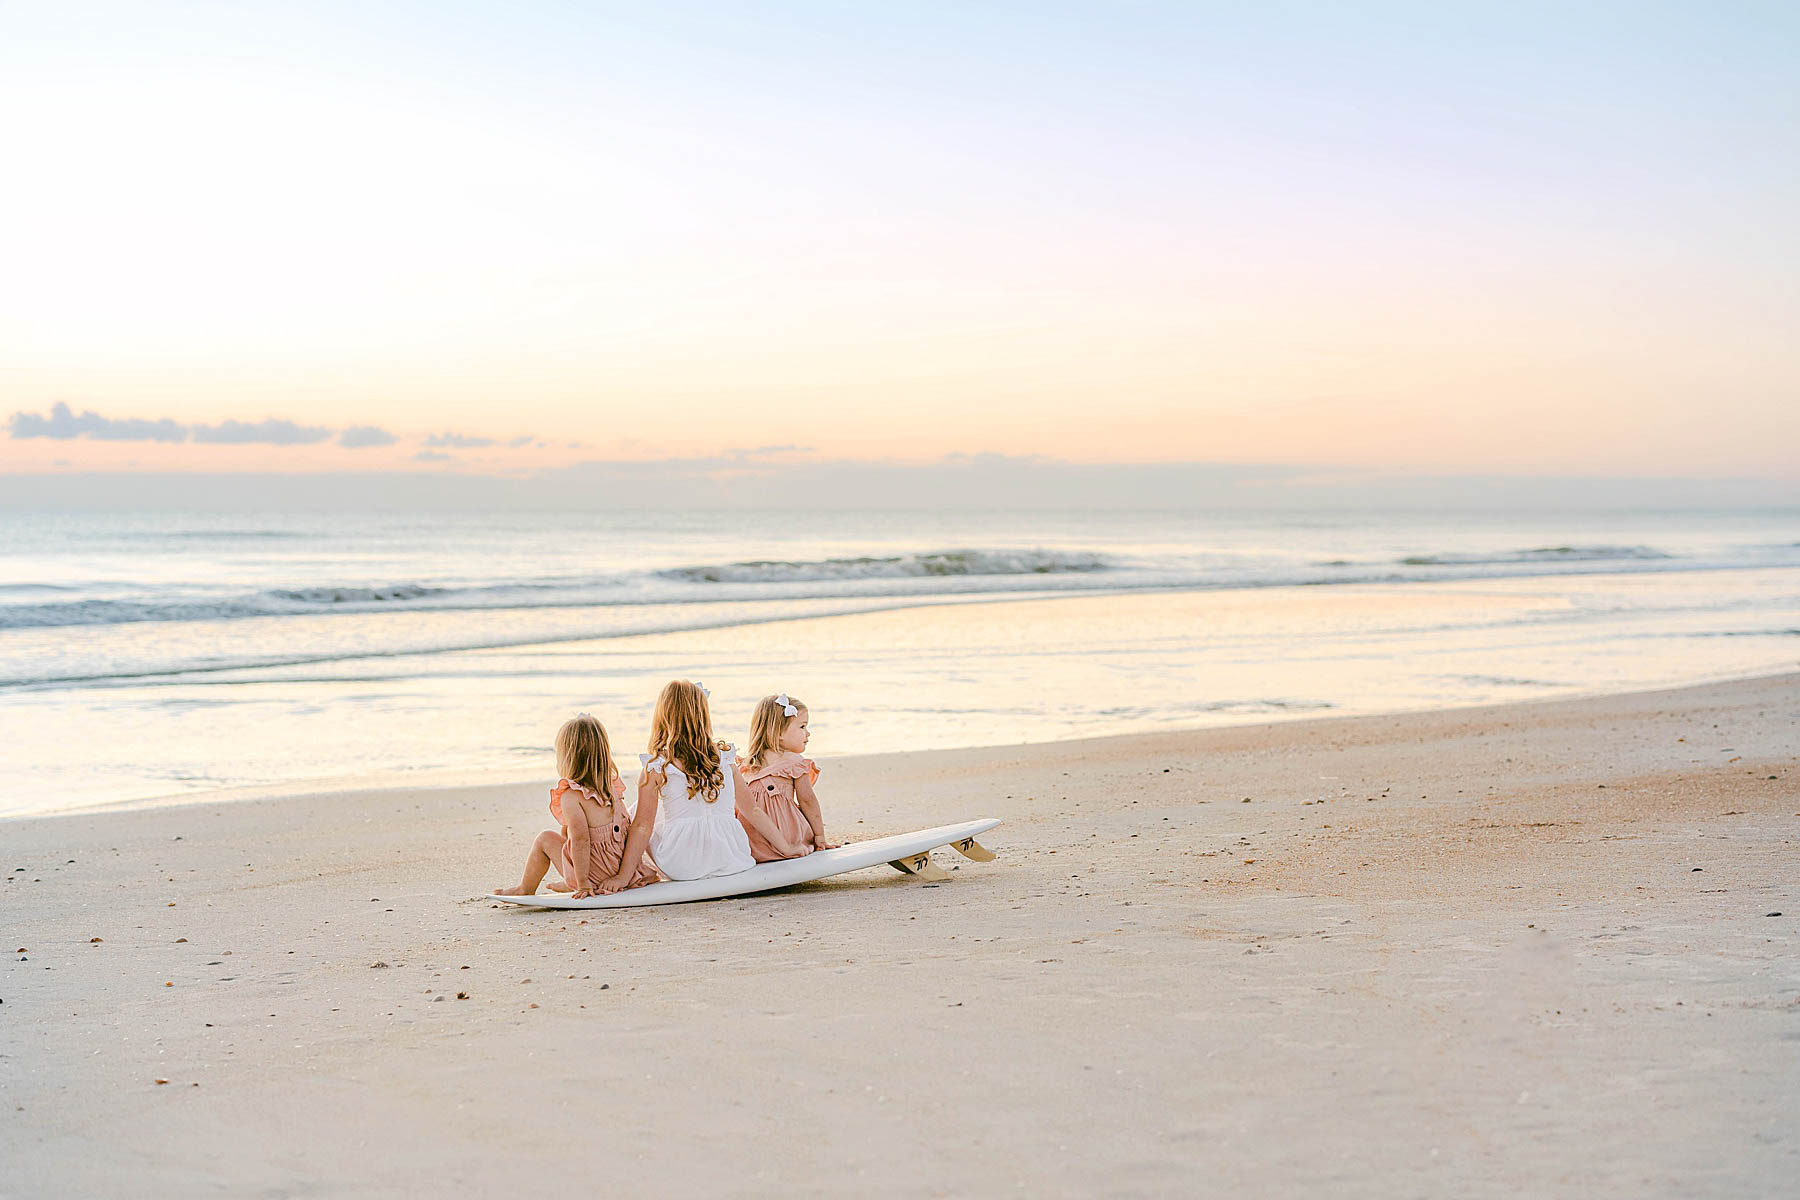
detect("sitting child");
top-left (496, 713), bottom-right (660, 898)
top-left (737, 692), bottom-right (835, 860)
top-left (602, 680), bottom-right (807, 889)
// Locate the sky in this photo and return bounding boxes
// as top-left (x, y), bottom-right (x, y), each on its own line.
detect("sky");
top-left (3, 0), bottom-right (1797, 491)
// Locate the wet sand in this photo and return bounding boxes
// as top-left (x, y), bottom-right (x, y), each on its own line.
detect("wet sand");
top-left (4, 673), bottom-right (1798, 1197)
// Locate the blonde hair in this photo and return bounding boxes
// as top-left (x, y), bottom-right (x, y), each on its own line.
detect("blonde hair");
top-left (745, 693), bottom-right (806, 773)
top-left (555, 714), bottom-right (619, 801)
top-left (648, 680), bottom-right (726, 802)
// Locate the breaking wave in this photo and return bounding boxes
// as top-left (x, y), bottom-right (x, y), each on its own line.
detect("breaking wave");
top-left (658, 550), bottom-right (1109, 583)
top-left (0, 550), bottom-right (1115, 630)
top-left (266, 585), bottom-right (450, 604)
top-left (1398, 545), bottom-right (1671, 566)
top-left (5, 537), bottom-right (1793, 637)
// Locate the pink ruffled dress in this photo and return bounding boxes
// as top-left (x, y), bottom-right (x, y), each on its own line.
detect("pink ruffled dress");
top-left (737, 751), bottom-right (820, 863)
top-left (551, 776), bottom-right (661, 891)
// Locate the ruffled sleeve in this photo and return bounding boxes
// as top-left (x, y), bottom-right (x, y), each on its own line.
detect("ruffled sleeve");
top-left (550, 777), bottom-right (603, 823)
top-left (740, 753), bottom-right (819, 787)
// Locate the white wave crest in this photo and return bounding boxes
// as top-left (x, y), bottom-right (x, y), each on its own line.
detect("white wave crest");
top-left (267, 585), bottom-right (447, 604)
top-left (659, 550), bottom-right (1109, 584)
top-left (1398, 545), bottom-right (1671, 566)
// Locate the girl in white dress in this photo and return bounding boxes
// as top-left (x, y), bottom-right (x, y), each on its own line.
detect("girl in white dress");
top-left (600, 679), bottom-right (802, 890)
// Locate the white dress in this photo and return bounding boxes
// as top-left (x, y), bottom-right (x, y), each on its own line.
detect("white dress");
top-left (644, 748), bottom-right (755, 880)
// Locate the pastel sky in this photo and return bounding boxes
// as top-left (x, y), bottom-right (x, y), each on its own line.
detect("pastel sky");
top-left (3, 1), bottom-right (1797, 479)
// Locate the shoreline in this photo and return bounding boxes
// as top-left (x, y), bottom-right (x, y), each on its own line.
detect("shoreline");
top-left (10, 663), bottom-right (1798, 824)
top-left (6, 672), bottom-right (1798, 1195)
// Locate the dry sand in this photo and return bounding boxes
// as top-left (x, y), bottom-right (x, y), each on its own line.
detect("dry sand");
top-left (4, 674), bottom-right (1797, 1197)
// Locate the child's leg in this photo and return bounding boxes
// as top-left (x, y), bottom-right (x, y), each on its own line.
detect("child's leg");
top-left (495, 830), bottom-right (565, 895)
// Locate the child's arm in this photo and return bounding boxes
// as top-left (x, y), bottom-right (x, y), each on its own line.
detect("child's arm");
top-left (598, 777), bottom-right (659, 893)
top-left (794, 774), bottom-right (835, 849)
top-left (733, 764), bottom-right (805, 857)
top-left (562, 798), bottom-right (596, 899)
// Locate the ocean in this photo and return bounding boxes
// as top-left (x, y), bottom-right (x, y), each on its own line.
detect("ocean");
top-left (3, 507), bottom-right (1796, 817)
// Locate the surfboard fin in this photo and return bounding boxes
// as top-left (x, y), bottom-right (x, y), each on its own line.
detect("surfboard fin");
top-left (888, 852), bottom-right (951, 882)
top-left (948, 837), bottom-right (996, 862)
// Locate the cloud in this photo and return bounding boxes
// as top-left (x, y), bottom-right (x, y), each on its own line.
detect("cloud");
top-left (191, 418), bottom-right (331, 445)
top-left (339, 425), bottom-right (398, 448)
top-left (9, 402), bottom-right (185, 442)
top-left (6, 459), bottom-right (1799, 513)
top-left (6, 405), bottom-right (515, 453)
top-left (534, 452), bottom-right (1302, 509)
top-left (730, 444), bottom-right (816, 461)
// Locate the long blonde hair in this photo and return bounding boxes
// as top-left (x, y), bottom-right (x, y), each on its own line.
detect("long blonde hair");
top-left (648, 680), bottom-right (726, 802)
top-left (556, 714), bottom-right (619, 801)
top-left (745, 693), bottom-right (806, 773)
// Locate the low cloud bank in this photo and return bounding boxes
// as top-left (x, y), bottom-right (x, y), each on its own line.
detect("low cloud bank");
top-left (339, 426), bottom-right (399, 448)
top-left (9, 403), bottom-right (186, 443)
top-left (3, 454), bottom-right (1793, 511)
top-left (8, 403), bottom-right (391, 449)
top-left (191, 418), bottom-right (330, 446)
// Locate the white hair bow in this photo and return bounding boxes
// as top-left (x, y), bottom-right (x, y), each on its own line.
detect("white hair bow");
top-left (576, 711), bottom-right (590, 718)
top-left (776, 693), bottom-right (798, 717)
top-left (693, 681), bottom-right (711, 699)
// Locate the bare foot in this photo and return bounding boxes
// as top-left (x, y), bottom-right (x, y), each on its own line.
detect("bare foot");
top-left (547, 881), bottom-right (574, 893)
top-left (493, 884), bottom-right (533, 896)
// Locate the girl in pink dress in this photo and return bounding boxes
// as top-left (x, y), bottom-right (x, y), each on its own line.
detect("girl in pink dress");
top-left (494, 714), bottom-right (661, 899)
top-left (737, 692), bottom-right (836, 861)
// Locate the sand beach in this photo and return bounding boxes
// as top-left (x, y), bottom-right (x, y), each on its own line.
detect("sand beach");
top-left (9, 2), bottom-right (1800, 1193)
top-left (4, 672), bottom-right (1796, 1197)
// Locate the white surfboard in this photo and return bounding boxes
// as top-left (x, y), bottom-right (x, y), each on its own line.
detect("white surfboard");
top-left (487, 818), bottom-right (1001, 909)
